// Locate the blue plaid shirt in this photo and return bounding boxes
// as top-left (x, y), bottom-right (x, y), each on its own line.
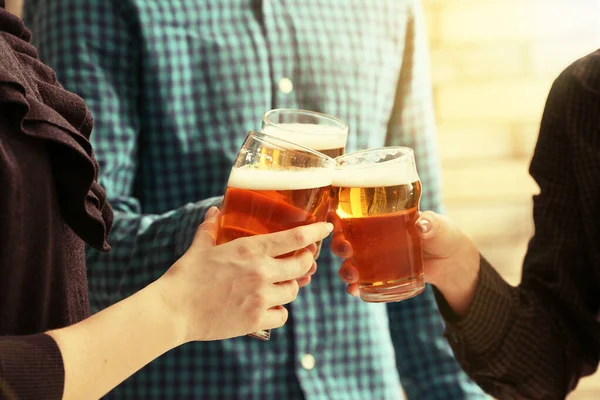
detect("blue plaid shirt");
top-left (26, 0), bottom-right (486, 398)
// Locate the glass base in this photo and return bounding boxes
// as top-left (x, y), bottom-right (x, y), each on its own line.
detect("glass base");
top-left (359, 275), bottom-right (425, 303)
top-left (249, 329), bottom-right (271, 341)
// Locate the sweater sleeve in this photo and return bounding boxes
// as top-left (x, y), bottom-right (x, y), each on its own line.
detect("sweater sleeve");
top-left (0, 334), bottom-right (64, 400)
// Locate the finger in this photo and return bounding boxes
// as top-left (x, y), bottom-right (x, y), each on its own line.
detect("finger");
top-left (266, 248), bottom-right (314, 283)
top-left (347, 283), bottom-right (360, 297)
top-left (416, 211), bottom-right (462, 258)
top-left (267, 279), bottom-right (300, 307)
top-left (297, 260), bottom-right (317, 287)
top-left (258, 306), bottom-right (289, 330)
top-left (305, 243), bottom-right (318, 258)
top-left (331, 233), bottom-right (353, 258)
top-left (306, 261), bottom-right (317, 277)
top-left (313, 242), bottom-right (321, 260)
top-left (260, 222), bottom-right (333, 257)
top-left (327, 209), bottom-right (343, 231)
top-left (299, 260), bottom-right (318, 279)
top-left (338, 259), bottom-right (359, 283)
top-left (297, 275), bottom-right (311, 288)
top-left (328, 211), bottom-right (352, 257)
top-left (192, 206), bottom-right (221, 248)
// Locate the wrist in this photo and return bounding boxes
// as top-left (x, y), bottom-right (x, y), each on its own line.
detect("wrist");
top-left (434, 243), bottom-right (481, 318)
top-left (146, 277), bottom-right (189, 347)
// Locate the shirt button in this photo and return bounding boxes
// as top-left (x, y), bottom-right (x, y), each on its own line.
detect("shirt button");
top-left (301, 353), bottom-right (316, 370)
top-left (278, 77), bottom-right (294, 94)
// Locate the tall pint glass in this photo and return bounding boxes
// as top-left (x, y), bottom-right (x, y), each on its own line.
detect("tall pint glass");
top-left (216, 131), bottom-right (335, 340)
top-left (332, 147), bottom-right (425, 303)
top-left (262, 109), bottom-right (348, 256)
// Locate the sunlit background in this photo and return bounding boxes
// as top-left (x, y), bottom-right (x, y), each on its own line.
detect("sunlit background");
top-left (5, 0), bottom-right (600, 397)
top-left (423, 0), bottom-right (600, 398)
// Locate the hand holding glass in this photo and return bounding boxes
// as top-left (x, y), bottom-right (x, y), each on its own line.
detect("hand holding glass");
top-left (216, 131), bottom-right (335, 340)
top-left (331, 147), bottom-right (425, 303)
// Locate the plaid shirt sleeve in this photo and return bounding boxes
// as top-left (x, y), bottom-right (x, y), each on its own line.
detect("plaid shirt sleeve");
top-left (384, 1), bottom-right (487, 398)
top-left (28, 0), bottom-right (221, 310)
top-left (436, 57), bottom-right (600, 399)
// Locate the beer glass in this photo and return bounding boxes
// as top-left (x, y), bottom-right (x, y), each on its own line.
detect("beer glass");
top-left (217, 131), bottom-right (335, 340)
top-left (262, 109), bottom-right (348, 158)
top-left (331, 147), bottom-right (425, 303)
top-left (263, 109), bottom-right (348, 256)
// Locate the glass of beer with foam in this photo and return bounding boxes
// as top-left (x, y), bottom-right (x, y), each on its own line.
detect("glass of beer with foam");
top-left (332, 147), bottom-right (425, 303)
top-left (216, 131), bottom-right (335, 340)
top-left (262, 109), bottom-right (348, 159)
top-left (262, 109), bottom-right (348, 257)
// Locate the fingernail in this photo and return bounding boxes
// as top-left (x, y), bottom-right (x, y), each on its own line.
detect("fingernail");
top-left (205, 206), bottom-right (218, 219)
top-left (343, 271), bottom-right (354, 280)
top-left (417, 219), bottom-right (431, 234)
top-left (325, 223), bottom-right (334, 232)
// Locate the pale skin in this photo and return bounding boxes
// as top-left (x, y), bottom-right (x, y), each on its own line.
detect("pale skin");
top-left (47, 207), bottom-right (332, 400)
top-left (333, 211), bottom-right (480, 317)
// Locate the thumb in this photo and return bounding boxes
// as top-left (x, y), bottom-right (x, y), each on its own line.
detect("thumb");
top-left (416, 211), bottom-right (463, 258)
top-left (192, 206), bottom-right (221, 248)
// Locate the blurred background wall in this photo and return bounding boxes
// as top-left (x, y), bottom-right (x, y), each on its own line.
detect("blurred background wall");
top-left (423, 0), bottom-right (600, 398)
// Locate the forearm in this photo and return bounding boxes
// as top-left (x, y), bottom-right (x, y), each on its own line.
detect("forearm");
top-left (431, 246), bottom-right (480, 319)
top-left (52, 211), bottom-right (331, 400)
top-left (435, 258), bottom-right (591, 399)
top-left (0, 282), bottom-right (181, 400)
top-left (48, 280), bottom-right (183, 400)
top-left (87, 197), bottom-right (221, 310)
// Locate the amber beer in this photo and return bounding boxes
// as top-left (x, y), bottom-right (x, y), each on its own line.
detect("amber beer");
top-left (262, 110), bottom-right (349, 256)
top-left (332, 147), bottom-right (425, 303)
top-left (217, 168), bottom-right (332, 247)
top-left (217, 131), bottom-right (335, 340)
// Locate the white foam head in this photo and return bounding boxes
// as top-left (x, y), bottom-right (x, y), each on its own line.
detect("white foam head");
top-left (332, 159), bottom-right (419, 188)
top-left (227, 165), bottom-right (332, 190)
top-left (263, 123), bottom-right (347, 151)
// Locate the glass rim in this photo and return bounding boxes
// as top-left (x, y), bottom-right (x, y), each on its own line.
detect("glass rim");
top-left (247, 131), bottom-right (336, 167)
top-left (263, 108), bottom-right (349, 133)
top-left (334, 146), bottom-right (414, 169)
